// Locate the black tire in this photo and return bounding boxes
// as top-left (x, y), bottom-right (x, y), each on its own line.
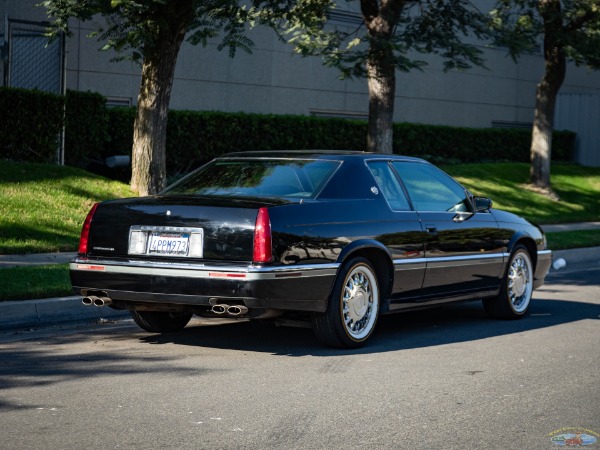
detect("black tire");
top-left (483, 245), bottom-right (533, 320)
top-left (312, 257), bottom-right (380, 348)
top-left (130, 310), bottom-right (193, 333)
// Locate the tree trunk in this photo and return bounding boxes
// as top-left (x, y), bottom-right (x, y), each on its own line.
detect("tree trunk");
top-left (130, 5), bottom-right (193, 196)
top-left (367, 56), bottom-right (395, 153)
top-left (530, 0), bottom-right (566, 191)
top-left (530, 71), bottom-right (563, 189)
top-left (362, 0), bottom-right (404, 154)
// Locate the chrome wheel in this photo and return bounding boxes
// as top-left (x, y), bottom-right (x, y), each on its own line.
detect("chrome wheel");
top-left (341, 263), bottom-right (379, 340)
top-left (311, 257), bottom-right (381, 348)
top-left (483, 245), bottom-right (534, 320)
top-left (507, 251), bottom-right (532, 313)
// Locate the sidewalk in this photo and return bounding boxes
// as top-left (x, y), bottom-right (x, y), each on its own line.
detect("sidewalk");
top-left (542, 222), bottom-right (600, 232)
top-left (0, 252), bottom-right (77, 268)
top-left (0, 223), bottom-right (599, 331)
top-left (0, 251), bottom-right (128, 330)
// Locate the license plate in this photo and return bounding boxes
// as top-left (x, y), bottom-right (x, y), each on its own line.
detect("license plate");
top-left (147, 232), bottom-right (190, 256)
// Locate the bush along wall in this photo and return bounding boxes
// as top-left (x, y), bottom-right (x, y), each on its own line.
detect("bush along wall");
top-left (0, 87), bottom-right (64, 163)
top-left (105, 108), bottom-right (575, 176)
top-left (392, 123), bottom-right (575, 164)
top-left (106, 106), bottom-right (136, 159)
top-left (0, 86), bottom-right (577, 177)
top-left (162, 111), bottom-right (575, 174)
top-left (164, 111), bottom-right (367, 174)
top-left (64, 90), bottom-right (108, 167)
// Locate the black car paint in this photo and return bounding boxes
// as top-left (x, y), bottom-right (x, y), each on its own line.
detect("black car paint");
top-left (70, 151), bottom-right (552, 318)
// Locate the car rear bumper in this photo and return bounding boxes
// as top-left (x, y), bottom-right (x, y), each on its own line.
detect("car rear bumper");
top-left (70, 258), bottom-right (338, 313)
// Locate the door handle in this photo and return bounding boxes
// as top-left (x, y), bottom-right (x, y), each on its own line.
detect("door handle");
top-left (425, 225), bottom-right (438, 234)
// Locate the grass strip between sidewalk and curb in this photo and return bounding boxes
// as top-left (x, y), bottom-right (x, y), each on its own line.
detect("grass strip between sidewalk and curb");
top-left (0, 264), bottom-right (72, 302)
top-left (545, 229), bottom-right (600, 250)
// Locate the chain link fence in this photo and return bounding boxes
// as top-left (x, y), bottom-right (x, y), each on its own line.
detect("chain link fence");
top-left (2, 18), bottom-right (64, 94)
top-left (1, 17), bottom-right (66, 163)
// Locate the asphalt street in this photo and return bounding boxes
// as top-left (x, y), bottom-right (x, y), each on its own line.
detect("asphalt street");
top-left (0, 265), bottom-right (598, 449)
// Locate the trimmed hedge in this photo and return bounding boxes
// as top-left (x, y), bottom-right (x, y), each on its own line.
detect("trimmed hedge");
top-left (0, 87), bottom-right (576, 176)
top-left (105, 108), bottom-right (574, 175)
top-left (105, 108), bottom-right (574, 176)
top-left (106, 106), bottom-right (135, 160)
top-left (392, 123), bottom-right (575, 164)
top-left (165, 111), bottom-right (367, 173)
top-left (64, 90), bottom-right (108, 167)
top-left (0, 87), bottom-right (64, 163)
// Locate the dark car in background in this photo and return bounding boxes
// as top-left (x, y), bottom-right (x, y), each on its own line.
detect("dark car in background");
top-left (70, 151), bottom-right (552, 348)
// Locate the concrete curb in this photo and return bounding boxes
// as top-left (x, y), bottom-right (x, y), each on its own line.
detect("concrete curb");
top-left (0, 296), bottom-right (128, 331)
top-left (553, 246), bottom-right (600, 264)
top-left (0, 246), bottom-right (597, 332)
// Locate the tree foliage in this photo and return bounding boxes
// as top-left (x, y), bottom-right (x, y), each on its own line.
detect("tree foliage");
top-left (287, 0), bottom-right (490, 153)
top-left (43, 0), bottom-right (332, 195)
top-left (290, 0), bottom-right (488, 76)
top-left (44, 0), bottom-right (331, 61)
top-left (491, 0), bottom-right (600, 67)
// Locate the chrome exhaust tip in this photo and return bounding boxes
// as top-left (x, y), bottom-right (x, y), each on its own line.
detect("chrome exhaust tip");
top-left (212, 304), bottom-right (228, 314)
top-left (227, 305), bottom-right (249, 316)
top-left (93, 297), bottom-right (112, 307)
top-left (82, 296), bottom-right (95, 306)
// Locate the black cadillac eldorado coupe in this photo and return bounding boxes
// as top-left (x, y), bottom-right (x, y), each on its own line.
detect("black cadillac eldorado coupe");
top-left (70, 151), bottom-right (552, 348)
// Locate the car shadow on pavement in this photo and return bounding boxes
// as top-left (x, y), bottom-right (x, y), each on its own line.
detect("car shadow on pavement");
top-left (136, 296), bottom-right (600, 357)
top-left (0, 297), bottom-right (596, 403)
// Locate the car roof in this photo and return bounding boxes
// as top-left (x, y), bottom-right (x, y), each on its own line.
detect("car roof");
top-left (219, 150), bottom-right (428, 163)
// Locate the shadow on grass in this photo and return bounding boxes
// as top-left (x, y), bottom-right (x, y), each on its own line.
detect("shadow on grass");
top-left (0, 223), bottom-right (77, 253)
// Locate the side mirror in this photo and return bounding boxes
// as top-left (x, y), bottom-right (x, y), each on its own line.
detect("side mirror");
top-left (474, 197), bottom-right (493, 212)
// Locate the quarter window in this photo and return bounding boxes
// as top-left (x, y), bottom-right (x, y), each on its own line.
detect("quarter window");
top-left (367, 161), bottom-right (411, 211)
top-left (392, 162), bottom-right (471, 212)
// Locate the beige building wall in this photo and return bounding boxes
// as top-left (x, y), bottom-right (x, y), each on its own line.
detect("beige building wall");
top-left (2, 0), bottom-right (600, 132)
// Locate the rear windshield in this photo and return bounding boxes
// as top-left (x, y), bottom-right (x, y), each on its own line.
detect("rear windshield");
top-left (164, 158), bottom-right (341, 199)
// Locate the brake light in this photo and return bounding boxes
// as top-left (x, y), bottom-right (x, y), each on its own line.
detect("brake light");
top-left (253, 207), bottom-right (272, 263)
top-left (78, 202), bottom-right (99, 255)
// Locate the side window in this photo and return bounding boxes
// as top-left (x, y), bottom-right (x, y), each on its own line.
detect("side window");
top-left (367, 161), bottom-right (411, 211)
top-left (392, 162), bottom-right (471, 212)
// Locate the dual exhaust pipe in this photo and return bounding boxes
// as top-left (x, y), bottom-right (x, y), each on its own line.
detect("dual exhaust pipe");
top-left (84, 295), bottom-right (248, 317)
top-left (211, 304), bottom-right (249, 316)
top-left (82, 295), bottom-right (112, 307)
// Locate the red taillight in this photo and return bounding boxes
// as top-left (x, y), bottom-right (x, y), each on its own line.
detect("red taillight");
top-left (253, 207), bottom-right (272, 263)
top-left (78, 202), bottom-right (99, 255)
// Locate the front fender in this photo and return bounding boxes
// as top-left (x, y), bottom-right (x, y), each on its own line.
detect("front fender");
top-left (506, 231), bottom-right (539, 269)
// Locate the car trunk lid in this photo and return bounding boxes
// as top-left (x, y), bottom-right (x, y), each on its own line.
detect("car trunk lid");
top-left (84, 195), bottom-right (289, 262)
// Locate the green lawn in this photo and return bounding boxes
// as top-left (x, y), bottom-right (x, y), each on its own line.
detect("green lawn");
top-left (0, 160), bottom-right (134, 254)
top-left (444, 162), bottom-right (600, 224)
top-left (0, 264), bottom-right (71, 301)
top-left (1, 160), bottom-right (599, 256)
